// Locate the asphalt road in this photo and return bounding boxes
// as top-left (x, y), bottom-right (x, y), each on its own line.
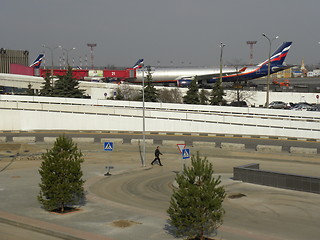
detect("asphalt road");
top-left (1, 131), bottom-right (320, 153)
top-left (0, 222), bottom-right (64, 240)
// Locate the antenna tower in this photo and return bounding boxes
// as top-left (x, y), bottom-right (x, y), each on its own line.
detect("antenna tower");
top-left (87, 43), bottom-right (97, 69)
top-left (246, 41), bottom-right (257, 65)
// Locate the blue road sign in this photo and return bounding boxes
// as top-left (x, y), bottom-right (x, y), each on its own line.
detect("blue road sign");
top-left (182, 148), bottom-right (190, 159)
top-left (104, 142), bottom-right (113, 151)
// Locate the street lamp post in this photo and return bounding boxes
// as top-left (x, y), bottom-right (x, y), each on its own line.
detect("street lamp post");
top-left (42, 44), bottom-right (61, 77)
top-left (219, 42), bottom-right (226, 84)
top-left (215, 42), bottom-right (226, 106)
top-left (141, 65), bottom-right (146, 167)
top-left (262, 33), bottom-right (279, 108)
top-left (59, 46), bottom-right (76, 67)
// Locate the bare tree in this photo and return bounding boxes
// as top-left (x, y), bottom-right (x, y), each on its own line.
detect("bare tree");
top-left (226, 90), bottom-right (256, 107)
top-left (158, 88), bottom-right (183, 103)
top-left (117, 84), bottom-right (141, 101)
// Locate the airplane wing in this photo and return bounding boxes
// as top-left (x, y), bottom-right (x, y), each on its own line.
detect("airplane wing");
top-left (195, 67), bottom-right (247, 81)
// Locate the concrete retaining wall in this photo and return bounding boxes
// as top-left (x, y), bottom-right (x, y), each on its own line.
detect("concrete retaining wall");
top-left (256, 145), bottom-right (282, 153)
top-left (289, 147), bottom-right (317, 155)
top-left (233, 163), bottom-right (320, 194)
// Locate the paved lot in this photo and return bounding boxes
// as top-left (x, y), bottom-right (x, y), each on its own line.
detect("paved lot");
top-left (1, 143), bottom-right (320, 240)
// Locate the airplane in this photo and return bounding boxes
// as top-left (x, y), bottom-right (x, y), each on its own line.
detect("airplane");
top-left (29, 53), bottom-right (45, 68)
top-left (126, 42), bottom-right (292, 87)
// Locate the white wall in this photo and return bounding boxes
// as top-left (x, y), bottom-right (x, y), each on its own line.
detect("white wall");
top-left (1, 95), bottom-right (319, 140)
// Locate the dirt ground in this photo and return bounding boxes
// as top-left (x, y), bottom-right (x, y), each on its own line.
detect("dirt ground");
top-left (0, 142), bottom-right (162, 171)
top-left (1, 142), bottom-right (320, 240)
top-left (1, 142), bottom-right (320, 174)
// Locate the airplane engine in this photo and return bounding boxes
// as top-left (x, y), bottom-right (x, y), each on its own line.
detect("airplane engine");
top-left (177, 79), bottom-right (192, 87)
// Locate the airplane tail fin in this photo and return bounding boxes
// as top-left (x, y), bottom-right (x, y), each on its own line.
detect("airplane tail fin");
top-left (29, 54), bottom-right (44, 68)
top-left (132, 59), bottom-right (144, 69)
top-left (259, 42), bottom-right (292, 66)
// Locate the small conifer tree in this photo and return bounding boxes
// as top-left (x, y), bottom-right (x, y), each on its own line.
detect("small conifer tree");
top-left (210, 81), bottom-right (225, 105)
top-left (40, 73), bottom-right (53, 96)
top-left (51, 67), bottom-right (85, 98)
top-left (26, 83), bottom-right (35, 96)
top-left (141, 65), bottom-right (158, 102)
top-left (167, 152), bottom-right (226, 240)
top-left (183, 77), bottom-right (200, 104)
top-left (199, 88), bottom-right (208, 105)
top-left (38, 135), bottom-right (85, 212)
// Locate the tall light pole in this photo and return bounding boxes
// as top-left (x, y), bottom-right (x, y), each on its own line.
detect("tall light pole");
top-left (216, 42), bottom-right (226, 106)
top-left (42, 44), bottom-right (61, 77)
top-left (219, 42), bottom-right (226, 84)
top-left (141, 64), bottom-right (146, 167)
top-left (59, 46), bottom-right (76, 67)
top-left (262, 33), bottom-right (279, 108)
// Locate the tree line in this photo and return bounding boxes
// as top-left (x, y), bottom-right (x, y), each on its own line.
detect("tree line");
top-left (26, 66), bottom-right (241, 106)
top-left (27, 67), bottom-right (87, 98)
top-left (113, 66), bottom-right (227, 106)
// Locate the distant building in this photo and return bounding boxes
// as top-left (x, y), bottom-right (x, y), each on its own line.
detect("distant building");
top-left (313, 69), bottom-right (320, 77)
top-left (292, 65), bottom-right (303, 77)
top-left (292, 70), bottom-right (303, 77)
top-left (0, 48), bottom-right (29, 73)
top-left (300, 58), bottom-right (308, 77)
top-left (307, 69), bottom-right (320, 78)
top-left (272, 67), bottom-right (292, 78)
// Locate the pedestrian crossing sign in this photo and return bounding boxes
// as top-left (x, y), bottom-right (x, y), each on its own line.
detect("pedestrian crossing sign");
top-left (182, 148), bottom-right (190, 159)
top-left (104, 142), bottom-right (113, 151)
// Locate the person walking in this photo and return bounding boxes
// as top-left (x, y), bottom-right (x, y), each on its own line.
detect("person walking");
top-left (151, 146), bottom-right (163, 166)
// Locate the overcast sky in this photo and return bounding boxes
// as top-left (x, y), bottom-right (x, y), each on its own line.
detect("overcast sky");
top-left (1, 0), bottom-right (320, 68)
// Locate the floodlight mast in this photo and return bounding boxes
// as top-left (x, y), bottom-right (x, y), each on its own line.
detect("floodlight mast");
top-left (87, 43), bottom-right (97, 69)
top-left (246, 41), bottom-right (257, 65)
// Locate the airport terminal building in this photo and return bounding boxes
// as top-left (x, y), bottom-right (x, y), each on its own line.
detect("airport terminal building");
top-left (0, 48), bottom-right (29, 73)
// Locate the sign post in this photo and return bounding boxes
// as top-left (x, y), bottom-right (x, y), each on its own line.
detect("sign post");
top-left (181, 148), bottom-right (190, 172)
top-left (104, 142), bottom-right (113, 151)
top-left (103, 142), bottom-right (114, 175)
top-left (182, 148), bottom-right (190, 159)
top-left (177, 144), bottom-right (186, 153)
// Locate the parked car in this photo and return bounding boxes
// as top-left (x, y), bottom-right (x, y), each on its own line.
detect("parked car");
top-left (290, 102), bottom-right (319, 111)
top-left (268, 101), bottom-right (287, 109)
top-left (229, 101), bottom-right (248, 107)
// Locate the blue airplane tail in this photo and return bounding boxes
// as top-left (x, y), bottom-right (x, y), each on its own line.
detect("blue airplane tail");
top-left (132, 59), bottom-right (144, 69)
top-left (29, 54), bottom-right (44, 68)
top-left (259, 42), bottom-right (292, 67)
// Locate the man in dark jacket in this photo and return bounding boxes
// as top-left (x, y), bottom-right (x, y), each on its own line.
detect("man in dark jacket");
top-left (151, 146), bottom-right (163, 166)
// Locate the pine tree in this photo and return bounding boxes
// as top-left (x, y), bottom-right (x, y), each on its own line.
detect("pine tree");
top-left (40, 73), bottom-right (53, 96)
top-left (183, 77), bottom-right (200, 104)
top-left (167, 152), bottom-right (226, 240)
top-left (51, 67), bottom-right (85, 98)
top-left (26, 83), bottom-right (35, 96)
top-left (199, 88), bottom-right (208, 105)
top-left (209, 81), bottom-right (225, 105)
top-left (38, 135), bottom-right (85, 212)
top-left (139, 65), bottom-right (158, 102)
